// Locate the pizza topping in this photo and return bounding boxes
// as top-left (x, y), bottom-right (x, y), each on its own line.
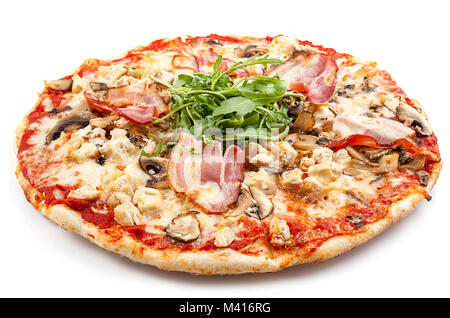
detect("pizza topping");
top-left (167, 132), bottom-right (245, 213)
top-left (346, 215), bottom-right (364, 228)
top-left (164, 211), bottom-right (200, 243)
top-left (89, 82), bottom-right (108, 97)
top-left (286, 134), bottom-right (319, 151)
top-left (268, 51), bottom-right (338, 103)
top-left (107, 191), bottom-right (131, 208)
top-left (235, 44), bottom-right (269, 58)
top-left (132, 188), bottom-right (165, 215)
top-left (214, 225), bottom-right (235, 247)
top-left (231, 184), bottom-right (258, 216)
top-left (71, 142), bottom-right (99, 163)
top-left (247, 186), bottom-right (273, 220)
top-left (396, 101), bottom-right (433, 136)
top-left (415, 170), bottom-right (430, 187)
top-left (247, 141), bottom-right (297, 172)
top-left (159, 54), bottom-right (295, 143)
top-left (44, 78), bottom-right (73, 91)
top-left (280, 168), bottom-right (303, 186)
top-left (399, 154), bottom-right (426, 171)
top-left (67, 186), bottom-right (101, 201)
top-left (45, 111), bottom-right (93, 144)
top-left (114, 201), bottom-right (144, 226)
top-left (138, 156), bottom-right (168, 188)
top-left (269, 217), bottom-right (293, 247)
top-left (99, 136), bottom-right (136, 165)
top-left (85, 80), bottom-right (168, 125)
top-left (332, 111), bottom-right (415, 144)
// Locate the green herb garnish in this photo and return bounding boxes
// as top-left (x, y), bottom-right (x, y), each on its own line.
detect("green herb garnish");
top-left (147, 54), bottom-right (303, 143)
top-left (140, 133), bottom-right (162, 157)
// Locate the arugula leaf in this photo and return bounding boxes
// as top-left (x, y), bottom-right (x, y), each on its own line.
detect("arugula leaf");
top-left (142, 54), bottom-right (303, 144)
top-left (213, 97), bottom-right (259, 117)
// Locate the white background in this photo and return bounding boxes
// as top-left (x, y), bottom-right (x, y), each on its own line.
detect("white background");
top-left (1, 0), bottom-right (449, 297)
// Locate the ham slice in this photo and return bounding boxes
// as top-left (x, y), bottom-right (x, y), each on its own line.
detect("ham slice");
top-left (268, 51), bottom-right (337, 103)
top-left (168, 132), bottom-right (245, 213)
top-left (196, 48), bottom-right (249, 77)
top-left (333, 112), bottom-right (415, 144)
top-left (85, 81), bottom-right (167, 125)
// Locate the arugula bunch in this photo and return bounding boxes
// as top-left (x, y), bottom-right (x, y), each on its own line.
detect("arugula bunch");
top-left (151, 54), bottom-right (302, 143)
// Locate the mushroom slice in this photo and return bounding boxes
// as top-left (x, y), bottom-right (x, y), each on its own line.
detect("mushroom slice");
top-left (46, 111), bottom-right (93, 144)
top-left (128, 126), bottom-right (149, 147)
top-left (232, 184), bottom-right (258, 217)
top-left (235, 44), bottom-right (269, 58)
top-left (283, 95), bottom-right (310, 116)
top-left (346, 190), bottom-right (368, 206)
top-left (346, 215), bottom-right (364, 228)
top-left (90, 82), bottom-right (108, 92)
top-left (359, 147), bottom-right (391, 161)
top-left (165, 211), bottom-right (200, 243)
top-left (47, 106), bottom-right (72, 114)
top-left (400, 154), bottom-right (426, 171)
top-left (89, 82), bottom-right (108, 98)
top-left (415, 170), bottom-right (430, 187)
top-left (396, 102), bottom-right (433, 136)
top-left (45, 78), bottom-right (73, 91)
top-left (139, 156), bottom-right (168, 188)
top-left (248, 186), bottom-right (273, 220)
top-left (346, 146), bottom-right (376, 166)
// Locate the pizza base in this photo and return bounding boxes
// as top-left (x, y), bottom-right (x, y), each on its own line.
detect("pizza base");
top-left (16, 113), bottom-right (442, 274)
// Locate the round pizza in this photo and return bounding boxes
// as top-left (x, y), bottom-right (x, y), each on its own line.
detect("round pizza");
top-left (15, 34), bottom-right (442, 274)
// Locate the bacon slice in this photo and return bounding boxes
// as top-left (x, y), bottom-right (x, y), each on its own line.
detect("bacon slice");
top-left (168, 132), bottom-right (245, 213)
top-left (333, 112), bottom-right (415, 144)
top-left (196, 48), bottom-right (249, 77)
top-left (268, 51), bottom-right (337, 103)
top-left (85, 81), bottom-right (167, 125)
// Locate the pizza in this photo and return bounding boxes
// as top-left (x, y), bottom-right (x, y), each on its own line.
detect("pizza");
top-left (15, 34), bottom-right (441, 274)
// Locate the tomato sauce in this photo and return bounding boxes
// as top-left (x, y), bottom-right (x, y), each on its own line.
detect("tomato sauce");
top-left (282, 175), bottom-right (421, 253)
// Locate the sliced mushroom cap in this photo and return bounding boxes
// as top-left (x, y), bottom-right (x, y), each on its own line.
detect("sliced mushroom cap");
top-left (346, 190), bottom-right (368, 206)
top-left (346, 145), bottom-right (377, 166)
top-left (46, 111), bottom-right (93, 144)
top-left (139, 156), bottom-right (168, 187)
top-left (248, 186), bottom-right (273, 220)
top-left (415, 170), bottom-right (430, 187)
top-left (359, 147), bottom-right (391, 161)
top-left (165, 211), bottom-right (200, 242)
top-left (400, 154), bottom-right (426, 171)
top-left (396, 102), bottom-right (433, 136)
top-left (47, 105), bottom-right (72, 114)
top-left (232, 184), bottom-right (258, 216)
top-left (90, 82), bottom-right (108, 92)
top-left (235, 44), bottom-right (269, 58)
top-left (45, 78), bottom-right (73, 91)
top-left (346, 215), bottom-right (364, 227)
top-left (283, 95), bottom-right (310, 116)
top-left (89, 82), bottom-right (108, 98)
top-left (347, 146), bottom-right (399, 174)
top-left (128, 126), bottom-right (150, 147)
